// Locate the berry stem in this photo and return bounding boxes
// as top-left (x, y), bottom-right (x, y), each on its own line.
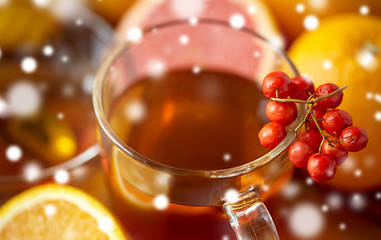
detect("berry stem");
top-left (319, 137), bottom-right (325, 153)
top-left (271, 85), bottom-right (347, 150)
top-left (270, 86), bottom-right (347, 105)
top-left (309, 110), bottom-right (335, 149)
top-left (294, 104), bottom-right (314, 133)
top-left (270, 97), bottom-right (310, 104)
top-left (293, 94), bottom-right (316, 133)
top-left (312, 86), bottom-right (348, 104)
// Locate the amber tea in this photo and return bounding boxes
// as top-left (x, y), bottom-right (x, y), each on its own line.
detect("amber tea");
top-left (106, 70), bottom-right (292, 239)
top-left (110, 70), bottom-right (269, 169)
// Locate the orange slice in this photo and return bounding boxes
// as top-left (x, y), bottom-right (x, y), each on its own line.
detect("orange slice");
top-left (0, 184), bottom-right (128, 240)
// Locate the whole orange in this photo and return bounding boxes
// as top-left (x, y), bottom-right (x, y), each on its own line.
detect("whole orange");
top-left (265, 0), bottom-right (381, 43)
top-left (289, 14), bottom-right (381, 191)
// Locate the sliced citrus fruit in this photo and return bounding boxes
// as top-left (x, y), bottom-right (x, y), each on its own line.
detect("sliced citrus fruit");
top-left (0, 184), bottom-right (128, 240)
top-left (110, 147), bottom-right (169, 210)
top-left (288, 14), bottom-right (381, 191)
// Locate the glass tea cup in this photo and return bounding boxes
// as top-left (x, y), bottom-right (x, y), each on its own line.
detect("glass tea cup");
top-left (0, 1), bottom-right (113, 205)
top-left (94, 19), bottom-right (302, 239)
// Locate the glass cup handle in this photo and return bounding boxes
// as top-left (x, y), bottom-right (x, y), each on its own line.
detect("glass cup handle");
top-left (223, 190), bottom-right (280, 240)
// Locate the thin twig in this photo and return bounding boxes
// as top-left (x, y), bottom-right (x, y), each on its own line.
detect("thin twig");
top-left (312, 86), bottom-right (348, 104)
top-left (270, 98), bottom-right (311, 104)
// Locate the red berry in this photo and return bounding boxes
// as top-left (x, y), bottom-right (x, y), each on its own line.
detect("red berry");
top-left (262, 71), bottom-right (292, 99)
top-left (297, 129), bottom-right (323, 153)
top-left (258, 122), bottom-right (287, 149)
top-left (315, 83), bottom-right (343, 109)
top-left (321, 137), bottom-right (348, 165)
top-left (306, 106), bottom-right (327, 129)
top-left (290, 75), bottom-right (315, 100)
top-left (307, 153), bottom-right (337, 182)
top-left (340, 126), bottom-right (368, 152)
top-left (266, 101), bottom-right (297, 125)
top-left (322, 109), bottom-right (353, 135)
top-left (288, 141), bottom-right (314, 168)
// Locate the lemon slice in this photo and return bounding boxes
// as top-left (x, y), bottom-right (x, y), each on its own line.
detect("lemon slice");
top-left (0, 184), bottom-right (128, 240)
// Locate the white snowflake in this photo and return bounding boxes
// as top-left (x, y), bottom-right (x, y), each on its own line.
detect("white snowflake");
top-left (171, 0), bottom-right (205, 18)
top-left (222, 153), bottom-right (232, 162)
top-left (179, 34), bottom-right (189, 45)
top-left (289, 203), bottom-right (324, 238)
top-left (308, 0), bottom-right (328, 10)
top-left (375, 192), bottom-right (381, 200)
top-left (322, 60), bottom-right (332, 70)
top-left (247, 5), bottom-right (257, 14)
top-left (365, 92), bottom-right (373, 100)
top-left (23, 163), bottom-right (41, 182)
top-left (354, 169), bottom-right (362, 177)
top-left (295, 3), bottom-right (305, 13)
top-left (229, 14), bottom-right (245, 29)
top-left (282, 182), bottom-right (300, 199)
top-left (154, 195), bottom-right (169, 210)
top-left (189, 17), bottom-right (199, 25)
top-left (224, 189), bottom-right (239, 203)
top-left (6, 145), bottom-right (23, 162)
top-left (321, 204), bottom-right (329, 212)
top-left (303, 15), bottom-right (319, 31)
top-left (21, 57), bottom-right (38, 73)
top-left (44, 204), bottom-right (57, 216)
top-left (356, 47), bottom-right (378, 71)
top-left (42, 45), bottom-right (54, 56)
top-left (125, 100), bottom-right (146, 123)
top-left (75, 18), bottom-right (83, 26)
top-left (7, 81), bottom-right (42, 116)
top-left (305, 177), bottom-right (314, 185)
top-left (326, 193), bottom-right (343, 210)
top-left (61, 55), bottom-right (69, 63)
top-left (359, 5), bottom-right (370, 15)
top-left (192, 66), bottom-right (201, 74)
top-left (57, 112), bottom-right (64, 120)
top-left (127, 27), bottom-right (143, 42)
top-left (349, 194), bottom-right (366, 211)
top-left (54, 169), bottom-right (70, 184)
top-left (33, 0), bottom-right (49, 7)
top-left (339, 222), bottom-right (346, 231)
top-left (98, 217), bottom-right (115, 233)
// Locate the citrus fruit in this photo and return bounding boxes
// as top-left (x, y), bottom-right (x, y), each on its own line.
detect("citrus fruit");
top-left (288, 14), bottom-right (381, 191)
top-left (87, 0), bottom-right (137, 25)
top-left (0, 6), bottom-right (60, 50)
top-left (0, 184), bottom-right (128, 239)
top-left (265, 0), bottom-right (381, 42)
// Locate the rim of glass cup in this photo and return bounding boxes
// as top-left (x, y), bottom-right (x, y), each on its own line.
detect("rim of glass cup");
top-left (0, 4), bottom-right (113, 184)
top-left (94, 19), bottom-right (302, 178)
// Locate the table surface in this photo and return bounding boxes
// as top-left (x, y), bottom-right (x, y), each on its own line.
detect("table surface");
top-left (266, 170), bottom-right (381, 240)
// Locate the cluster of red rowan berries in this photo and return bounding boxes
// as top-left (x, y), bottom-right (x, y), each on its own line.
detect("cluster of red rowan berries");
top-left (258, 71), bottom-right (368, 182)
